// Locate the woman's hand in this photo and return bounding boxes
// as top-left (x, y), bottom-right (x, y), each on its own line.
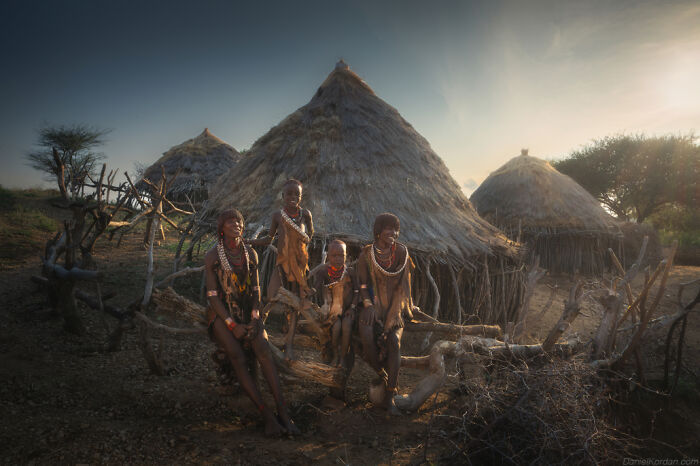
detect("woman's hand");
top-left (231, 322), bottom-right (247, 340)
top-left (360, 305), bottom-right (376, 327)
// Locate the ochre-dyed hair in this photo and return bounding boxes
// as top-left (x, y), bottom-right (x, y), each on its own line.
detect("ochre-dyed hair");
top-left (217, 208), bottom-right (244, 237)
top-left (373, 213), bottom-right (400, 239)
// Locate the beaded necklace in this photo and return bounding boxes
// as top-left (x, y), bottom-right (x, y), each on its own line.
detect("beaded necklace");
top-left (370, 242), bottom-right (408, 277)
top-left (326, 265), bottom-right (346, 287)
top-left (373, 242), bottom-right (396, 269)
top-left (217, 239), bottom-right (250, 274)
top-left (280, 208), bottom-right (309, 242)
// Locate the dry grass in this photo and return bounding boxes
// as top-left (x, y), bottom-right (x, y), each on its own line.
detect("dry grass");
top-left (139, 128), bottom-right (241, 202)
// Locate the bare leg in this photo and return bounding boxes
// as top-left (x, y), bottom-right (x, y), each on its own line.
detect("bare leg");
top-left (329, 346), bottom-right (355, 401)
top-left (284, 280), bottom-right (299, 360)
top-left (211, 319), bottom-right (283, 435)
top-left (330, 318), bottom-right (342, 367)
top-left (359, 308), bottom-right (382, 373)
top-left (340, 313), bottom-right (354, 367)
top-left (266, 268), bottom-right (282, 302)
top-left (384, 328), bottom-right (403, 415)
top-left (251, 325), bottom-right (300, 435)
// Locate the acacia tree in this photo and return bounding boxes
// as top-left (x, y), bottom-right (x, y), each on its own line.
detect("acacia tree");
top-left (25, 124), bottom-right (110, 199)
top-left (553, 134), bottom-right (699, 223)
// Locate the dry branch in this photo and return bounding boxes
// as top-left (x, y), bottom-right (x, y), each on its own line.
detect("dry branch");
top-left (542, 281), bottom-right (583, 352)
top-left (405, 320), bottom-right (502, 339)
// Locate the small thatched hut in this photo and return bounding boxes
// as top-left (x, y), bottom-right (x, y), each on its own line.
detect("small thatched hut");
top-left (140, 128), bottom-right (241, 204)
top-left (470, 150), bottom-right (623, 275)
top-left (199, 61), bottom-right (524, 326)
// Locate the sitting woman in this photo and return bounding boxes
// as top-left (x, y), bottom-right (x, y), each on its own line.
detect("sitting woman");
top-left (205, 208), bottom-right (299, 436)
top-left (357, 213), bottom-right (414, 415)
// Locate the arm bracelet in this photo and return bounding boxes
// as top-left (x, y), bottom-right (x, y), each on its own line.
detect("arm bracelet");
top-left (225, 318), bottom-right (236, 331)
top-left (206, 290), bottom-right (218, 297)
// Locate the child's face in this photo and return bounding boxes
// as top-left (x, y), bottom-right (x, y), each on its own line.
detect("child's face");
top-left (327, 244), bottom-right (346, 269)
top-left (283, 184), bottom-right (302, 209)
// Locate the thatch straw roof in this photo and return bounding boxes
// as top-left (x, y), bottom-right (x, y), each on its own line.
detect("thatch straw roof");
top-left (470, 151), bottom-right (621, 235)
top-left (470, 151), bottom-right (622, 275)
top-left (141, 128), bottom-right (241, 199)
top-left (207, 61), bottom-right (516, 263)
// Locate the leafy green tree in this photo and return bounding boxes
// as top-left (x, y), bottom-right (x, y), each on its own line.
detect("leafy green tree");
top-left (25, 124), bottom-right (110, 199)
top-left (553, 134), bottom-right (699, 223)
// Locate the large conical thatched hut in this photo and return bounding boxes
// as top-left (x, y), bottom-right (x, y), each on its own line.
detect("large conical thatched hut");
top-left (470, 150), bottom-right (623, 274)
top-left (140, 128), bottom-right (242, 204)
top-left (201, 61), bottom-right (524, 325)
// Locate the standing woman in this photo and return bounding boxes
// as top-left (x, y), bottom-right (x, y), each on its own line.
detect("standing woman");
top-left (357, 213), bottom-right (415, 415)
top-left (204, 208), bottom-right (299, 436)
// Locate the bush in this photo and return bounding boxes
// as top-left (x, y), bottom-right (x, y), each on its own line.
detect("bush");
top-left (0, 185), bottom-right (16, 210)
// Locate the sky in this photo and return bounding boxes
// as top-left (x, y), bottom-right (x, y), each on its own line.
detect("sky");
top-left (1, 0), bottom-right (699, 194)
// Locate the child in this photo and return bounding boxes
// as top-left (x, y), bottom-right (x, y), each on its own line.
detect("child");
top-left (310, 240), bottom-right (358, 367)
top-left (248, 179), bottom-right (313, 360)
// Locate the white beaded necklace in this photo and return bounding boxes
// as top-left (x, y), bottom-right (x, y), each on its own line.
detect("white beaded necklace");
top-left (280, 208), bottom-right (310, 243)
top-left (370, 242), bottom-right (408, 277)
top-left (217, 239), bottom-right (249, 274)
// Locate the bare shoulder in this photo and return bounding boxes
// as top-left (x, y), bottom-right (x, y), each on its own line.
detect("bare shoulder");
top-left (246, 245), bottom-right (259, 265)
top-left (396, 243), bottom-right (408, 261)
top-left (204, 247), bottom-right (218, 267)
top-left (303, 208), bottom-right (313, 219)
top-left (271, 210), bottom-right (282, 222)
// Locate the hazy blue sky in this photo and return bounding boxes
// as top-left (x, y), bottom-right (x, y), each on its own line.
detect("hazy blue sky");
top-left (2, 0), bottom-right (699, 193)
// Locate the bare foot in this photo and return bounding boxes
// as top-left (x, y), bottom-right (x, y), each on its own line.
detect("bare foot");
top-left (277, 413), bottom-right (301, 436)
top-left (384, 389), bottom-right (401, 416)
top-left (264, 412), bottom-right (285, 436)
top-left (331, 353), bottom-right (341, 367)
top-left (284, 345), bottom-right (296, 361)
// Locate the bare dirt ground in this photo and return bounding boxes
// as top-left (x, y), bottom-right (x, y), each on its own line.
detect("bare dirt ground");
top-left (1, 212), bottom-right (698, 464)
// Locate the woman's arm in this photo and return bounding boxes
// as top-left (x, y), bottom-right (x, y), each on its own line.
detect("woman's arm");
top-left (205, 250), bottom-right (245, 338)
top-left (356, 251), bottom-right (376, 325)
top-left (249, 248), bottom-right (261, 319)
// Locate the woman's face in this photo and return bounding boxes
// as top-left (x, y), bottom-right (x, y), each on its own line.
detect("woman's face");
top-left (377, 225), bottom-right (398, 246)
top-left (283, 184), bottom-right (302, 210)
top-left (222, 217), bottom-right (244, 240)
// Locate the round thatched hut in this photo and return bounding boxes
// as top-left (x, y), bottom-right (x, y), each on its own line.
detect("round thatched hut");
top-left (201, 61), bottom-right (524, 325)
top-left (140, 128), bottom-right (242, 205)
top-left (470, 150), bottom-right (623, 275)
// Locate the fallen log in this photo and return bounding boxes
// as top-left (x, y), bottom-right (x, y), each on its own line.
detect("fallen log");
top-left (267, 337), bottom-right (344, 389)
top-left (404, 320), bottom-right (502, 339)
top-left (457, 335), bottom-right (583, 360)
top-left (150, 287), bottom-right (207, 324)
top-left (394, 340), bottom-right (457, 412)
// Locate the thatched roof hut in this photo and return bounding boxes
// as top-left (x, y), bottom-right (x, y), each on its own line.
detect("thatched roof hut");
top-left (140, 128), bottom-right (241, 204)
top-left (470, 150), bottom-right (623, 274)
top-left (201, 61), bottom-right (524, 325)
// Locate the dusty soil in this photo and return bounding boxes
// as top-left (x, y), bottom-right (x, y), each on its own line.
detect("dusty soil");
top-left (1, 202), bottom-right (699, 464)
